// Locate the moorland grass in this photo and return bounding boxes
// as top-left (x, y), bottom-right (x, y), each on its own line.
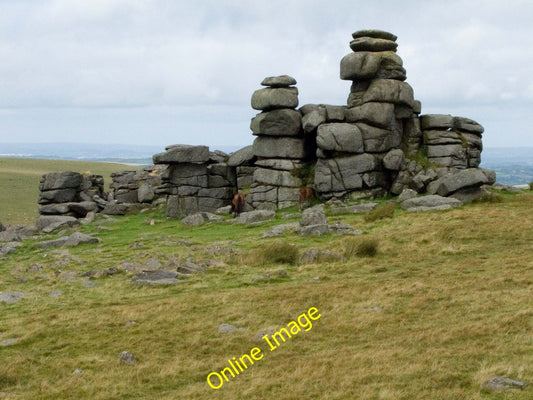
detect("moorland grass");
top-left (0, 190), bottom-right (532, 399)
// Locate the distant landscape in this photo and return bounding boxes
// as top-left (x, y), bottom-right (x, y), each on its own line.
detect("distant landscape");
top-left (1, 143), bottom-right (532, 185)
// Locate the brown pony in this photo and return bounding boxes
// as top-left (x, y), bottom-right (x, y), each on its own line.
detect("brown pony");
top-left (231, 193), bottom-right (245, 217)
top-left (299, 187), bottom-right (314, 210)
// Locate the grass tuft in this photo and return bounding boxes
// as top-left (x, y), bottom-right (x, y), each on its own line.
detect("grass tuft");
top-left (344, 237), bottom-right (379, 258)
top-left (363, 202), bottom-right (396, 222)
top-left (254, 241), bottom-right (300, 265)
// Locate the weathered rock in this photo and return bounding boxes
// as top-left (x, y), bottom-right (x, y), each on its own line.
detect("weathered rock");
top-left (302, 108), bottom-right (327, 132)
top-left (153, 145), bottom-right (210, 164)
top-left (383, 149), bottom-right (405, 170)
top-left (250, 109), bottom-right (302, 136)
top-left (39, 171), bottom-right (82, 191)
top-left (262, 222), bottom-right (299, 238)
top-left (227, 145), bottom-right (255, 167)
top-left (298, 224), bottom-right (330, 236)
top-left (131, 270), bottom-right (180, 286)
top-left (352, 29), bottom-right (398, 41)
top-left (38, 232), bottom-right (99, 249)
top-left (38, 188), bottom-right (77, 204)
top-left (345, 102), bottom-right (395, 128)
top-left (261, 75), bottom-right (297, 88)
top-left (324, 105), bottom-right (346, 122)
top-left (481, 377), bottom-right (526, 391)
top-left (255, 159), bottom-right (305, 171)
top-left (300, 205), bottom-right (327, 227)
top-left (314, 154), bottom-right (377, 193)
top-left (420, 114), bottom-right (454, 130)
top-left (181, 213), bottom-right (207, 226)
top-left (317, 123), bottom-right (364, 154)
top-left (218, 323), bottom-right (247, 333)
top-left (453, 116), bottom-right (484, 135)
top-left (349, 37), bottom-right (398, 52)
top-left (0, 242), bottom-right (22, 256)
top-left (358, 123), bottom-right (401, 153)
top-left (119, 351), bottom-right (138, 365)
top-left (401, 195), bottom-right (463, 211)
top-left (398, 188), bottom-right (418, 201)
top-left (0, 291), bottom-right (24, 304)
top-left (251, 87), bottom-right (299, 111)
top-left (101, 203), bottom-right (131, 216)
top-left (340, 52), bottom-right (403, 81)
top-left (253, 136), bottom-right (312, 159)
top-left (36, 215), bottom-right (79, 232)
top-left (434, 168), bottom-right (493, 196)
top-left (424, 130), bottom-right (463, 145)
top-left (137, 184), bottom-right (155, 203)
top-left (253, 168), bottom-right (302, 188)
top-left (237, 210), bottom-right (275, 224)
top-left (361, 79), bottom-right (415, 108)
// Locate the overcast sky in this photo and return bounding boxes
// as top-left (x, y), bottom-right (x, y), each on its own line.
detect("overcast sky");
top-left (0, 0), bottom-right (532, 151)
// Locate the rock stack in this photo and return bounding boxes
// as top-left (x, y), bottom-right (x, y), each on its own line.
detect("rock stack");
top-left (110, 166), bottom-right (164, 205)
top-left (38, 171), bottom-right (105, 218)
top-left (152, 145), bottom-right (236, 218)
top-left (248, 75), bottom-right (315, 209)
top-left (227, 145), bottom-right (256, 192)
top-left (420, 114), bottom-right (483, 168)
top-left (312, 29), bottom-right (422, 199)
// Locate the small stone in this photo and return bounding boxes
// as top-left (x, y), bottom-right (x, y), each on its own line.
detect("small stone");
top-left (119, 351), bottom-right (137, 365)
top-left (0, 338), bottom-right (18, 347)
top-left (481, 377), bottom-right (526, 391)
top-left (73, 368), bottom-right (84, 375)
top-left (218, 323), bottom-right (247, 334)
top-left (398, 188), bottom-right (418, 202)
top-left (49, 290), bottom-right (63, 298)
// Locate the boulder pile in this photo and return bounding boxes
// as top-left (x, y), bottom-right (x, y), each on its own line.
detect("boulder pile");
top-left (247, 75), bottom-right (315, 210)
top-left (152, 145), bottom-right (236, 218)
top-left (37, 171), bottom-right (105, 218)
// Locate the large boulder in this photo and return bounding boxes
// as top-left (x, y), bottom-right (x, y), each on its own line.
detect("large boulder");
top-left (251, 87), bottom-right (299, 111)
top-left (300, 206), bottom-right (327, 226)
top-left (237, 210), bottom-right (276, 224)
top-left (383, 149), bottom-right (405, 171)
top-left (340, 52), bottom-right (404, 81)
top-left (316, 123), bottom-right (364, 153)
top-left (253, 136), bottom-right (312, 159)
top-left (153, 145), bottom-right (210, 164)
top-left (253, 168), bottom-right (303, 188)
top-left (401, 195), bottom-right (463, 212)
top-left (302, 108), bottom-right (327, 133)
top-left (35, 215), bottom-right (79, 233)
top-left (345, 102), bottom-right (395, 128)
top-left (250, 109), bottom-right (302, 136)
top-left (358, 123), bottom-right (401, 153)
top-left (362, 79), bottom-right (416, 108)
top-left (349, 37), bottom-right (398, 52)
top-left (433, 169), bottom-right (495, 196)
top-left (39, 171), bottom-right (82, 191)
top-left (453, 116), bottom-right (484, 135)
top-left (314, 154), bottom-right (377, 193)
top-left (420, 114), bottom-right (454, 130)
top-left (227, 145), bottom-right (255, 167)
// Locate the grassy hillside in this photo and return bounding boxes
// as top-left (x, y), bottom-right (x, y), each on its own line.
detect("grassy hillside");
top-left (1, 193), bottom-right (531, 399)
top-left (0, 158), bottom-right (139, 226)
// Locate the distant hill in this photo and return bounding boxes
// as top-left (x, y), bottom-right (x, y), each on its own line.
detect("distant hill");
top-left (1, 143), bottom-right (531, 185)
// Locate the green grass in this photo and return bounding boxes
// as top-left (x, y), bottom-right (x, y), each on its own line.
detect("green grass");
top-left (0, 158), bottom-right (139, 226)
top-left (0, 189), bottom-right (532, 399)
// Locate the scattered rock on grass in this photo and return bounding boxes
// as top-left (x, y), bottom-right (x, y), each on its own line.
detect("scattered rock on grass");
top-left (131, 270), bottom-right (181, 286)
top-left (0, 291), bottom-right (25, 304)
top-left (401, 195), bottom-right (462, 212)
top-left (0, 338), bottom-right (18, 347)
top-left (218, 324), bottom-right (247, 334)
top-left (119, 351), bottom-right (137, 365)
top-left (237, 210), bottom-right (275, 224)
top-left (481, 377), bottom-right (526, 391)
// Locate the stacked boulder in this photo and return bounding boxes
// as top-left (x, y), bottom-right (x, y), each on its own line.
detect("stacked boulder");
top-left (152, 145), bottom-right (236, 218)
top-left (109, 165), bottom-right (164, 204)
top-left (248, 75), bottom-right (315, 209)
top-left (227, 145), bottom-right (256, 192)
top-left (421, 114), bottom-right (483, 168)
top-left (38, 171), bottom-right (105, 218)
top-left (313, 29), bottom-right (422, 199)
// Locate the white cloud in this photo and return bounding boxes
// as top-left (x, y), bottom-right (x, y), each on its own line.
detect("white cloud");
top-left (0, 0), bottom-right (532, 147)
